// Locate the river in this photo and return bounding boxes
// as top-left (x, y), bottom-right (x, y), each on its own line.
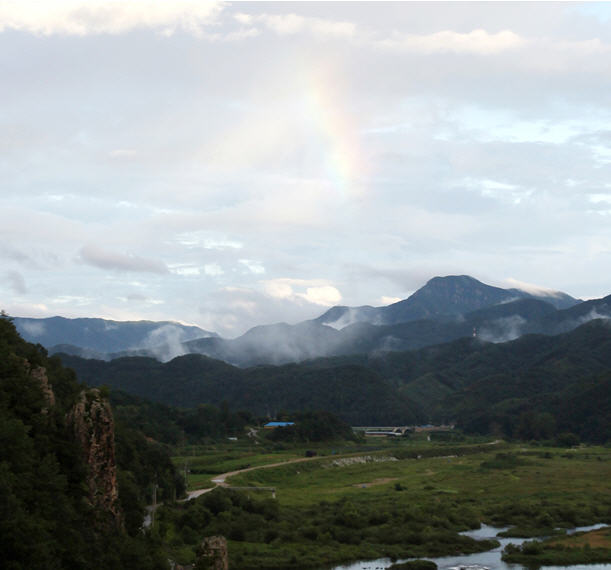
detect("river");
top-left (333, 523), bottom-right (611, 570)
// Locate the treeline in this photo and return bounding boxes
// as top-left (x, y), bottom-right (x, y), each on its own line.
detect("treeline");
top-left (58, 353), bottom-right (423, 425)
top-left (0, 315), bottom-right (181, 569)
top-left (110, 390), bottom-right (254, 446)
top-left (266, 411), bottom-right (357, 443)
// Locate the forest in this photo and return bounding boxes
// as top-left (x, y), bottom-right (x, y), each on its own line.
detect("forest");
top-left (60, 319), bottom-right (611, 443)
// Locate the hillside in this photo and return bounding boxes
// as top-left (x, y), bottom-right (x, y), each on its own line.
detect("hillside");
top-left (58, 320), bottom-right (611, 442)
top-left (0, 315), bottom-right (182, 569)
top-left (58, 352), bottom-right (424, 426)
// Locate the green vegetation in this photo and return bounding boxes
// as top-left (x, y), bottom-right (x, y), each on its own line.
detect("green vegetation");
top-left (110, 389), bottom-right (255, 445)
top-left (154, 441), bottom-right (611, 568)
top-left (59, 319), bottom-right (611, 444)
top-left (266, 411), bottom-right (358, 443)
top-left (4, 311), bottom-right (611, 569)
top-left (0, 314), bottom-right (180, 568)
top-left (503, 531), bottom-right (611, 567)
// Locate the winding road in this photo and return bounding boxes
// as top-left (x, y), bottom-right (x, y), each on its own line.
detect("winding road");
top-left (185, 454), bottom-right (322, 500)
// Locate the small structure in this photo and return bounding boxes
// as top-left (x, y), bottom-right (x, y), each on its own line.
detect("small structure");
top-left (263, 421), bottom-right (295, 429)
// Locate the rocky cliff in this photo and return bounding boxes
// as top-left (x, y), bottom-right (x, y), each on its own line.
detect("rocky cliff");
top-left (196, 536), bottom-right (229, 570)
top-left (68, 388), bottom-right (123, 529)
top-left (30, 364), bottom-right (56, 411)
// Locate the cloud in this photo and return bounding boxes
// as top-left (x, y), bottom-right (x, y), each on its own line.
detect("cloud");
top-left (378, 29), bottom-right (526, 55)
top-left (170, 264), bottom-right (201, 276)
top-left (478, 315), bottom-right (527, 343)
top-left (0, 1), bottom-right (222, 37)
top-left (198, 280), bottom-right (344, 336)
top-left (263, 278), bottom-right (342, 306)
top-left (5, 270), bottom-right (27, 294)
top-left (204, 263), bottom-right (224, 276)
top-left (504, 278), bottom-right (564, 298)
top-left (79, 245), bottom-right (168, 273)
top-left (19, 320), bottom-right (46, 337)
top-left (108, 149), bottom-right (138, 159)
top-left (251, 13), bottom-right (357, 39)
top-left (301, 285), bottom-right (341, 306)
top-left (239, 259), bottom-right (265, 274)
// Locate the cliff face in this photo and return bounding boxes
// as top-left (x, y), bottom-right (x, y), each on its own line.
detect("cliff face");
top-left (30, 365), bottom-right (56, 411)
top-left (196, 536), bottom-right (229, 570)
top-left (68, 388), bottom-right (122, 528)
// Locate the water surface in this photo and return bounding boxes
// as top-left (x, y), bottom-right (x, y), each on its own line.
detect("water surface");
top-left (333, 523), bottom-right (611, 570)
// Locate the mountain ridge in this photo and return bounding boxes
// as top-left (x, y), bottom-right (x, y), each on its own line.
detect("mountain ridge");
top-left (13, 275), bottom-right (601, 367)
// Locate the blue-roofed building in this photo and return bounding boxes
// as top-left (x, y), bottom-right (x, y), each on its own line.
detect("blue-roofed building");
top-left (264, 421), bottom-right (295, 429)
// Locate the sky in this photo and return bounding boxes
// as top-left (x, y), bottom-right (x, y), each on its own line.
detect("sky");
top-left (1, 1), bottom-right (611, 337)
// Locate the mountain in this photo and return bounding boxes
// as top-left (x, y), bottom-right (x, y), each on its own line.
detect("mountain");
top-left (317, 275), bottom-right (580, 328)
top-left (180, 293), bottom-right (608, 367)
top-left (10, 276), bottom-right (594, 367)
top-left (57, 319), bottom-right (611, 442)
top-left (185, 320), bottom-right (344, 366)
top-left (13, 316), bottom-right (216, 359)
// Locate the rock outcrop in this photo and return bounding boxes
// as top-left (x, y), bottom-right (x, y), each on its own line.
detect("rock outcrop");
top-left (68, 388), bottom-right (122, 529)
top-left (196, 535), bottom-right (229, 570)
top-left (30, 365), bottom-right (56, 411)
top-left (21, 359), bottom-right (56, 412)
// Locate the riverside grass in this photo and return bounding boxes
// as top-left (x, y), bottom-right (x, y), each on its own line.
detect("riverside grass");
top-left (161, 441), bottom-right (611, 568)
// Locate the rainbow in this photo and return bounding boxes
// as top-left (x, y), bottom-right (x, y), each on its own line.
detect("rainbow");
top-left (302, 68), bottom-right (367, 199)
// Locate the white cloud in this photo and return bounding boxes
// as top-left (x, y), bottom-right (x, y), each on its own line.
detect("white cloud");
top-left (253, 13), bottom-right (356, 38)
top-left (109, 148), bottom-right (138, 159)
top-left (51, 295), bottom-right (92, 306)
top-left (504, 278), bottom-right (563, 298)
top-left (589, 193), bottom-right (611, 204)
top-left (170, 264), bottom-right (201, 276)
top-left (239, 259), bottom-right (265, 274)
top-left (301, 285), bottom-right (341, 306)
top-left (264, 280), bottom-right (294, 299)
top-left (204, 263), bottom-right (223, 276)
top-left (378, 29), bottom-right (526, 55)
top-left (263, 278), bottom-right (341, 306)
top-left (0, 1), bottom-right (222, 36)
top-left (19, 319), bottom-right (46, 336)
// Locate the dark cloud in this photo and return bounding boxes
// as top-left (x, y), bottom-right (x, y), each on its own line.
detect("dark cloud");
top-left (5, 271), bottom-right (27, 294)
top-left (79, 245), bottom-right (168, 274)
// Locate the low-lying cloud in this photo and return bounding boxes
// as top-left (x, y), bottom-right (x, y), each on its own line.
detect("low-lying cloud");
top-left (479, 315), bottom-right (527, 343)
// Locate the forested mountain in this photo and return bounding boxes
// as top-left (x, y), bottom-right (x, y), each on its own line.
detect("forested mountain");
top-left (0, 315), bottom-right (182, 569)
top-left (58, 319), bottom-right (611, 442)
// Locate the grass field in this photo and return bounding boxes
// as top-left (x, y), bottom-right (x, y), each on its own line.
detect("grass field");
top-left (162, 439), bottom-right (611, 568)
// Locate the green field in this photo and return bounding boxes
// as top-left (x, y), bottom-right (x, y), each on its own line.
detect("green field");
top-left (157, 439), bottom-right (611, 568)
